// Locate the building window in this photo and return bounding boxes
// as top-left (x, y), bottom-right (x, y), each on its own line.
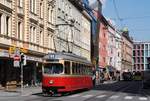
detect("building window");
top-left (137, 50), bottom-right (140, 56)
top-left (103, 57), bottom-right (106, 63)
top-left (133, 45), bottom-right (136, 49)
top-left (33, 27), bottom-right (36, 43)
top-left (133, 51), bottom-right (135, 56)
top-left (62, 0), bottom-right (65, 11)
top-left (0, 14), bottom-right (1, 34)
top-left (111, 48), bottom-right (113, 54)
top-left (18, 0), bottom-right (23, 7)
top-left (30, 0), bottom-right (36, 13)
top-left (40, 0), bottom-right (43, 18)
top-left (138, 57), bottom-right (140, 63)
top-left (18, 22), bottom-right (21, 39)
top-left (145, 44), bottom-right (148, 50)
top-left (118, 52), bottom-right (120, 57)
top-left (40, 30), bottom-right (43, 46)
top-left (48, 3), bottom-right (55, 24)
top-left (6, 16), bottom-right (9, 36)
top-left (30, 26), bottom-right (32, 42)
top-left (104, 32), bottom-right (105, 37)
top-left (138, 45), bottom-right (140, 49)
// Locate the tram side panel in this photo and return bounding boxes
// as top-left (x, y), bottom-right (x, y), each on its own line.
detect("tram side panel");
top-left (42, 75), bottom-right (93, 93)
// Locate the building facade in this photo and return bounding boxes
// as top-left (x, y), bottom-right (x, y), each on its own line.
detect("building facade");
top-left (107, 23), bottom-right (122, 72)
top-left (98, 15), bottom-right (108, 68)
top-left (0, 0), bottom-right (92, 88)
top-left (0, 0), bottom-right (57, 88)
top-left (115, 30), bottom-right (122, 71)
top-left (121, 29), bottom-right (133, 72)
top-left (55, 0), bottom-right (92, 61)
top-left (133, 42), bottom-right (150, 71)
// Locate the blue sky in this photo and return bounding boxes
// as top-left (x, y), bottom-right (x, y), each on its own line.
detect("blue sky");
top-left (101, 0), bottom-right (150, 41)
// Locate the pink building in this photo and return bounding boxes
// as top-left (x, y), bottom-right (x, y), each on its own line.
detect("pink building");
top-left (98, 15), bottom-right (108, 68)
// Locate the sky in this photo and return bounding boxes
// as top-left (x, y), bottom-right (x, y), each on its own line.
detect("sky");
top-left (89, 0), bottom-right (150, 42)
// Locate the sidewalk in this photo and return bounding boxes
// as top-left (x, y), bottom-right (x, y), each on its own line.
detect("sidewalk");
top-left (0, 86), bottom-right (42, 97)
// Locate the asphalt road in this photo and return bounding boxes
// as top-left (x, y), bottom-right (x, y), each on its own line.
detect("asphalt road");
top-left (1, 81), bottom-right (150, 101)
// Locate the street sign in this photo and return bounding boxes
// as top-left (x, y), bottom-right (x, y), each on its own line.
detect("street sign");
top-left (14, 60), bottom-right (20, 67)
top-left (13, 55), bottom-right (20, 67)
top-left (14, 55), bottom-right (20, 61)
top-left (9, 46), bottom-right (28, 55)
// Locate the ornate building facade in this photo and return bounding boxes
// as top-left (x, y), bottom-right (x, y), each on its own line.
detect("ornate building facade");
top-left (121, 29), bottom-right (133, 73)
top-left (0, 0), bottom-right (92, 88)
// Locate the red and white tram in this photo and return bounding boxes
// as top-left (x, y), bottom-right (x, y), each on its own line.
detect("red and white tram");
top-left (42, 52), bottom-right (93, 95)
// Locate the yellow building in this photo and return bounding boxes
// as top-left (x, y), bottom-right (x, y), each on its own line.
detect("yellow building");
top-left (121, 29), bottom-right (133, 73)
top-left (0, 0), bottom-right (56, 88)
top-left (0, 0), bottom-right (92, 88)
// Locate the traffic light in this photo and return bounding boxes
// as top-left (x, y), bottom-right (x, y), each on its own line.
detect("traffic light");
top-left (21, 53), bottom-right (27, 66)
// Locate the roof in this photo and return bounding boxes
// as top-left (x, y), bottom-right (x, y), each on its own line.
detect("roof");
top-left (44, 52), bottom-right (91, 64)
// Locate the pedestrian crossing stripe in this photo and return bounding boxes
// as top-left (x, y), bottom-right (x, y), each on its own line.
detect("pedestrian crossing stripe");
top-left (110, 95), bottom-right (119, 99)
top-left (82, 95), bottom-right (93, 98)
top-left (96, 95), bottom-right (106, 98)
top-left (124, 96), bottom-right (133, 100)
top-left (68, 94), bottom-right (80, 98)
top-left (68, 94), bottom-right (148, 101)
top-left (139, 97), bottom-right (148, 100)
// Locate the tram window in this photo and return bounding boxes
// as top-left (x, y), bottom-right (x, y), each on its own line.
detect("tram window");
top-left (64, 61), bottom-right (70, 74)
top-left (75, 63), bottom-right (78, 74)
top-left (81, 64), bottom-right (84, 75)
top-left (72, 62), bottom-right (76, 74)
top-left (44, 63), bottom-right (63, 74)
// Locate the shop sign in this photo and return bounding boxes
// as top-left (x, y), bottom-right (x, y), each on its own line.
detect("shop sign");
top-left (9, 46), bottom-right (28, 54)
top-left (0, 49), bottom-right (9, 57)
top-left (26, 56), bottom-right (42, 62)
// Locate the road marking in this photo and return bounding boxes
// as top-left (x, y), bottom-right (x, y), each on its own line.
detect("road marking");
top-left (139, 97), bottom-right (148, 100)
top-left (110, 95), bottom-right (119, 99)
top-left (68, 94), bottom-right (80, 98)
top-left (82, 94), bottom-right (93, 98)
top-left (124, 96), bottom-right (133, 100)
top-left (96, 95), bottom-right (106, 98)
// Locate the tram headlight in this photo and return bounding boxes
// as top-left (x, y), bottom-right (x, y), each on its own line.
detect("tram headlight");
top-left (49, 80), bottom-right (54, 84)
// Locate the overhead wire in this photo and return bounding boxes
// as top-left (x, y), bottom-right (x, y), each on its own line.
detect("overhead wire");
top-left (112, 0), bottom-right (124, 28)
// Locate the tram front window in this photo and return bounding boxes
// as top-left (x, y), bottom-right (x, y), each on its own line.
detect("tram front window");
top-left (44, 64), bottom-right (63, 74)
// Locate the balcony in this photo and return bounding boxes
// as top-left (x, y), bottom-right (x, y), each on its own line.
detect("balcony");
top-left (0, 0), bottom-right (12, 10)
top-left (39, 18), bottom-right (44, 26)
top-left (29, 12), bottom-right (38, 23)
top-left (47, 22), bottom-right (55, 31)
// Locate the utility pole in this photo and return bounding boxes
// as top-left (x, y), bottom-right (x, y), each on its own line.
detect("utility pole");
top-left (20, 58), bottom-right (23, 95)
top-left (20, 53), bottom-right (26, 95)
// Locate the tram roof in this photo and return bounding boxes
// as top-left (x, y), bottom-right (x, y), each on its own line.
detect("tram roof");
top-left (43, 52), bottom-right (91, 65)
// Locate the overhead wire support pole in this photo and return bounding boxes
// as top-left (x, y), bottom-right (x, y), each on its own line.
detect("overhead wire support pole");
top-left (21, 60), bottom-right (23, 95)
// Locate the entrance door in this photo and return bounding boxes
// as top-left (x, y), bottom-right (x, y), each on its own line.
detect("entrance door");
top-left (0, 59), bottom-right (7, 87)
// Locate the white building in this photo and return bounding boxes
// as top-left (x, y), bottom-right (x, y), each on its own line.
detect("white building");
top-left (107, 22), bottom-right (122, 71)
top-left (55, 0), bottom-right (91, 61)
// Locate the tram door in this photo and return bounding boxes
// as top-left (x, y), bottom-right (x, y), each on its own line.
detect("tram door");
top-left (64, 61), bottom-right (70, 74)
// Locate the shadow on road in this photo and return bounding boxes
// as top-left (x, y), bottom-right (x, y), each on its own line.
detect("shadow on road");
top-left (93, 81), bottom-right (150, 96)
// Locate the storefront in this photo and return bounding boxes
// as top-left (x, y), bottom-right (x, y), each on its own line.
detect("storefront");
top-left (0, 48), bottom-right (43, 88)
